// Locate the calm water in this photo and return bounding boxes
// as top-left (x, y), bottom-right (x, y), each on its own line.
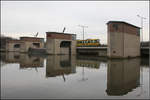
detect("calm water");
top-left (1, 52), bottom-right (149, 99)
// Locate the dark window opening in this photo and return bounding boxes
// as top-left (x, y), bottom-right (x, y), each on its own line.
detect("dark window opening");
top-left (14, 44), bottom-right (20, 48)
top-left (60, 60), bottom-right (71, 67)
top-left (14, 55), bottom-right (20, 59)
top-left (60, 41), bottom-right (71, 47)
top-left (33, 43), bottom-right (40, 48)
top-left (113, 51), bottom-right (116, 53)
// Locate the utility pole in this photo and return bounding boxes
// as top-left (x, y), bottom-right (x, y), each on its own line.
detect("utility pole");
top-left (137, 14), bottom-right (146, 96)
top-left (137, 15), bottom-right (146, 43)
top-left (78, 25), bottom-right (88, 41)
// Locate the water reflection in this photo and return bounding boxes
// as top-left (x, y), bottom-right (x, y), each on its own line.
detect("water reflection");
top-left (1, 52), bottom-right (149, 98)
top-left (76, 55), bottom-right (107, 69)
top-left (106, 58), bottom-right (141, 96)
top-left (5, 52), bottom-right (20, 63)
top-left (19, 54), bottom-right (44, 69)
top-left (46, 55), bottom-right (76, 80)
top-left (1, 52), bottom-right (44, 70)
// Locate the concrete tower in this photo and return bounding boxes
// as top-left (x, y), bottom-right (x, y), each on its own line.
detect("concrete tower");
top-left (107, 21), bottom-right (140, 58)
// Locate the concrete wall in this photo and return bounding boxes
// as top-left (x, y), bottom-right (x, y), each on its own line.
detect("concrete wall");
top-left (124, 33), bottom-right (140, 57)
top-left (6, 42), bottom-right (22, 52)
top-left (60, 47), bottom-right (69, 54)
top-left (107, 21), bottom-right (140, 58)
top-left (71, 40), bottom-right (77, 55)
top-left (6, 37), bottom-right (44, 53)
top-left (20, 41), bottom-right (44, 53)
top-left (107, 32), bottom-right (124, 58)
top-left (77, 48), bottom-right (107, 57)
top-left (46, 39), bottom-right (76, 55)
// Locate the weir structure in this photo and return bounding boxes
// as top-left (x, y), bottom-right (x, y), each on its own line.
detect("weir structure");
top-left (46, 32), bottom-right (76, 55)
top-left (107, 21), bottom-right (141, 58)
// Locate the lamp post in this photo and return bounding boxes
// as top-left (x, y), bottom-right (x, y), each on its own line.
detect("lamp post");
top-left (137, 14), bottom-right (146, 96)
top-left (137, 15), bottom-right (146, 43)
top-left (78, 25), bottom-right (88, 43)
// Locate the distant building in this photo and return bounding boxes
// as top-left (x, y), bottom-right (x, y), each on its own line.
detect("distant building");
top-left (6, 37), bottom-right (44, 53)
top-left (20, 37), bottom-right (44, 53)
top-left (107, 21), bottom-right (140, 58)
top-left (6, 40), bottom-right (23, 52)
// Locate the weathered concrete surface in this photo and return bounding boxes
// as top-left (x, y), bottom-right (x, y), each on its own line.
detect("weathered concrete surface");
top-left (20, 37), bottom-right (44, 53)
top-left (107, 21), bottom-right (140, 58)
top-left (6, 40), bottom-right (23, 52)
top-left (77, 47), bottom-right (107, 57)
top-left (6, 37), bottom-right (45, 53)
top-left (46, 32), bottom-right (76, 55)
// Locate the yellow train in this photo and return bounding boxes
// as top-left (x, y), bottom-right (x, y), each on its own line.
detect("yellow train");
top-left (77, 39), bottom-right (101, 47)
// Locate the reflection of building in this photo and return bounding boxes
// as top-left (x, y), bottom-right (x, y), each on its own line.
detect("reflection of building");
top-left (76, 55), bottom-right (107, 69)
top-left (46, 55), bottom-right (76, 78)
top-left (5, 52), bottom-right (20, 63)
top-left (106, 58), bottom-right (140, 95)
top-left (19, 54), bottom-right (44, 69)
top-left (76, 59), bottom-right (100, 69)
top-left (3, 52), bottom-right (44, 69)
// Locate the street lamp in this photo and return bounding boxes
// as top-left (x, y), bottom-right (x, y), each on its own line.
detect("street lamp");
top-left (78, 25), bottom-right (88, 42)
top-left (137, 14), bottom-right (146, 97)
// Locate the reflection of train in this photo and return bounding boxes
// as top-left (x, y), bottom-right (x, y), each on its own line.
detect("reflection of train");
top-left (77, 39), bottom-right (100, 47)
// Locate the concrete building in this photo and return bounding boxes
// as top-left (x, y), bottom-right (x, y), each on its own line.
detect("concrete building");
top-left (46, 32), bottom-right (76, 55)
top-left (107, 21), bottom-right (140, 58)
top-left (6, 37), bottom-right (44, 53)
top-left (20, 37), bottom-right (44, 53)
top-left (6, 40), bottom-right (23, 52)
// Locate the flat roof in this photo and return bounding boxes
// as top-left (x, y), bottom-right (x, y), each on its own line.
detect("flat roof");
top-left (6, 40), bottom-right (23, 43)
top-left (46, 32), bottom-right (76, 35)
top-left (107, 21), bottom-right (140, 29)
top-left (20, 37), bottom-right (44, 39)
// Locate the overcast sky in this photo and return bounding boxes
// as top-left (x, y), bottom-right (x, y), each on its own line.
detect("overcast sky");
top-left (1, 1), bottom-right (149, 44)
